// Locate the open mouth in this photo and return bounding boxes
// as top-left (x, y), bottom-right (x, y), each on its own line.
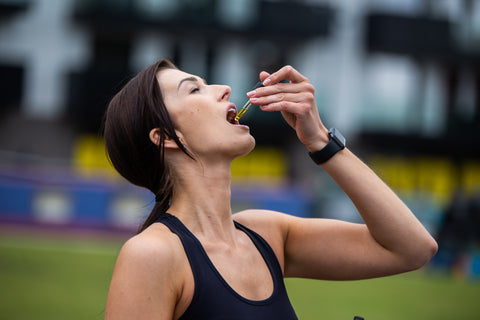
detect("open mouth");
top-left (226, 106), bottom-right (239, 125)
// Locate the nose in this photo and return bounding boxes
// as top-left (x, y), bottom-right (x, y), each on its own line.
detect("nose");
top-left (218, 85), bottom-right (231, 101)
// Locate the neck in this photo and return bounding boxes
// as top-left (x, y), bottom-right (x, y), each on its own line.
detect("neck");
top-left (168, 158), bottom-right (236, 243)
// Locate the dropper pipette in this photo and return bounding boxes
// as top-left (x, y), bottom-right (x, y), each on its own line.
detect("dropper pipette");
top-left (235, 81), bottom-right (264, 121)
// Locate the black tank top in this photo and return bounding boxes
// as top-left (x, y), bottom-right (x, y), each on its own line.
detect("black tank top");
top-left (156, 213), bottom-right (298, 320)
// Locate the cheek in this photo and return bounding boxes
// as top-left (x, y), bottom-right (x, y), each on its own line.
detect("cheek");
top-left (167, 102), bottom-right (230, 152)
top-left (177, 110), bottom-right (197, 127)
top-left (175, 112), bottom-right (211, 137)
top-left (185, 121), bottom-right (222, 145)
top-left (168, 105), bottom-right (198, 136)
top-left (181, 120), bottom-right (233, 154)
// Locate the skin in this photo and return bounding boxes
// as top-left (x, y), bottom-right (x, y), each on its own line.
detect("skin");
top-left (104, 66), bottom-right (438, 320)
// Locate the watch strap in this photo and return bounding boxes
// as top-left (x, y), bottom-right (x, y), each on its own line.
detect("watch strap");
top-left (308, 128), bottom-right (346, 165)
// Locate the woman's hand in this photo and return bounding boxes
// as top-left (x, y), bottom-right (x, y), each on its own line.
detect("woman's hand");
top-left (247, 65), bottom-right (329, 152)
top-left (244, 66), bottom-right (437, 280)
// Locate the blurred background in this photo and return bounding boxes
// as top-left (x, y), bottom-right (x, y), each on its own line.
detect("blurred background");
top-left (0, 0), bottom-right (479, 319)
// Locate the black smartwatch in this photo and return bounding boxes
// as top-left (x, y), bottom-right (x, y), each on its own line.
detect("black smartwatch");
top-left (308, 128), bottom-right (346, 165)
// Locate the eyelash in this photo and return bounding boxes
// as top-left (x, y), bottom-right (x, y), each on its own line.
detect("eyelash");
top-left (190, 87), bottom-right (200, 94)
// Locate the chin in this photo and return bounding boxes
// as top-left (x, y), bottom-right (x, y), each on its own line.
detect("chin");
top-left (234, 135), bottom-right (256, 158)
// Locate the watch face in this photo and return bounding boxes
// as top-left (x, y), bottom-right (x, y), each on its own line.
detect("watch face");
top-left (329, 128), bottom-right (346, 147)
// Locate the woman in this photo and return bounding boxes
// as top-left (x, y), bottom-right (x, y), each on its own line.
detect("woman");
top-left (103, 59), bottom-right (437, 319)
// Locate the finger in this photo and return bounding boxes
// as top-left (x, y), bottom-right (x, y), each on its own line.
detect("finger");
top-left (259, 71), bottom-right (270, 83)
top-left (259, 100), bottom-right (308, 114)
top-left (263, 65), bottom-right (308, 85)
top-left (250, 91), bottom-right (306, 107)
top-left (260, 91), bottom-right (314, 112)
top-left (248, 82), bottom-right (294, 98)
top-left (249, 82), bottom-right (314, 99)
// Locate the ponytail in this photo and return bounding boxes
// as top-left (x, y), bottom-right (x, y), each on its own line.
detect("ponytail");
top-left (138, 165), bottom-right (174, 233)
top-left (104, 59), bottom-right (192, 233)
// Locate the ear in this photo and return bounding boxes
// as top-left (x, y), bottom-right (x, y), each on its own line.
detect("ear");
top-left (149, 128), bottom-right (181, 149)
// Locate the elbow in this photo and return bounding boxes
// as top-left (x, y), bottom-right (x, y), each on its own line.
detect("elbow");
top-left (419, 237), bottom-right (438, 268)
top-left (405, 237), bottom-right (439, 271)
top-left (429, 237), bottom-right (439, 258)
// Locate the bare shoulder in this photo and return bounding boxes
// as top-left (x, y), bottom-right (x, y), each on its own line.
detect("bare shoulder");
top-left (111, 223), bottom-right (185, 284)
top-left (119, 223), bottom-right (181, 265)
top-left (105, 223), bottom-right (186, 319)
top-left (233, 209), bottom-right (291, 231)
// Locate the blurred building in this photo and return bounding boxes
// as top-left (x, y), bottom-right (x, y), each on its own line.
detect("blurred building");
top-left (1, 0), bottom-right (480, 275)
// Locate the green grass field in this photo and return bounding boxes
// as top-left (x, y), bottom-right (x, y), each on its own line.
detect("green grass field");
top-left (0, 228), bottom-right (479, 320)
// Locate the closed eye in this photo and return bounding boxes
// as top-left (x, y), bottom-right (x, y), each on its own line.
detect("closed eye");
top-left (190, 87), bottom-right (200, 94)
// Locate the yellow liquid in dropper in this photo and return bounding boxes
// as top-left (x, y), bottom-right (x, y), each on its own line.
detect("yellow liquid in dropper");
top-left (235, 101), bottom-right (252, 121)
top-left (235, 81), bottom-right (264, 121)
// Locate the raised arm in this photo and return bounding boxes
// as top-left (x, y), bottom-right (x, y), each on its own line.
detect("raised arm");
top-left (248, 66), bottom-right (438, 280)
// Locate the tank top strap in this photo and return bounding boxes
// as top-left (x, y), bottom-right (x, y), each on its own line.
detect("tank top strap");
top-left (233, 220), bottom-right (285, 281)
top-left (154, 213), bottom-right (207, 282)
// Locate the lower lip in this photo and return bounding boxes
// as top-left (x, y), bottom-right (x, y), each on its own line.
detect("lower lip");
top-left (233, 123), bottom-right (249, 130)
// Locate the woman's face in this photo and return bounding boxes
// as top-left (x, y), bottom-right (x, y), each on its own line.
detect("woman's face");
top-left (157, 68), bottom-right (255, 161)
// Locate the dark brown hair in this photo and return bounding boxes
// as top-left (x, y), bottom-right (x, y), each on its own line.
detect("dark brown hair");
top-left (104, 59), bottom-right (192, 232)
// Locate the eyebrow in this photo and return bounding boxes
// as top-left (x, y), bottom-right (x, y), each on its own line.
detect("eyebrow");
top-left (177, 76), bottom-right (207, 91)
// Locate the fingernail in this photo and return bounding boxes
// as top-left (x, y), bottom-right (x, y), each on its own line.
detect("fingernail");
top-left (263, 78), bottom-right (271, 86)
top-left (247, 90), bottom-right (256, 97)
top-left (250, 97), bottom-right (259, 104)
